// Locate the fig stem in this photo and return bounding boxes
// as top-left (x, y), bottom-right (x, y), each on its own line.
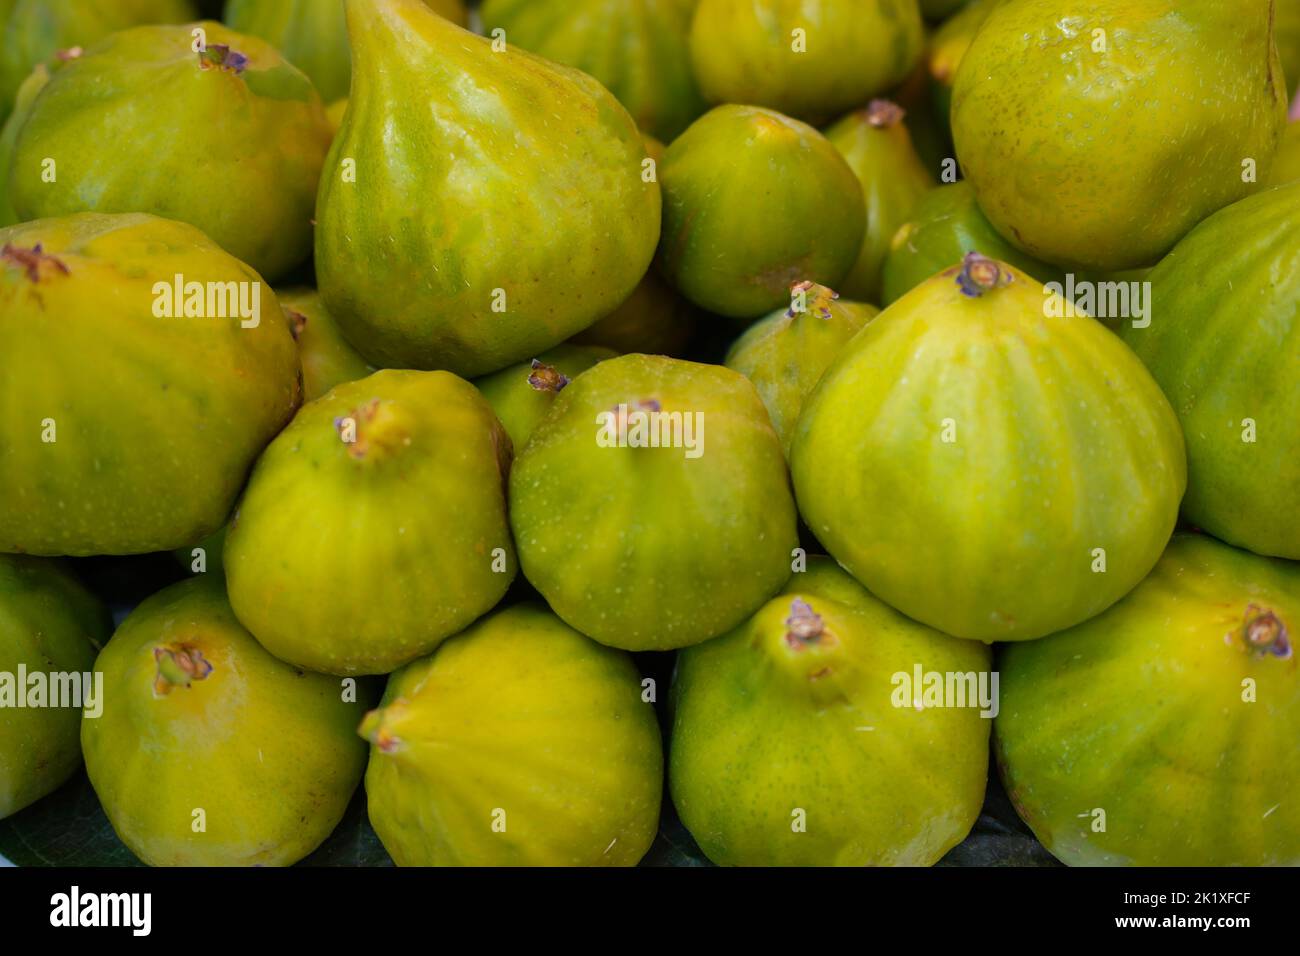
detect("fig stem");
top-left (527, 360), bottom-right (569, 393)
top-left (152, 644), bottom-right (213, 695)
top-left (955, 252), bottom-right (1012, 298)
top-left (784, 598), bottom-right (825, 647)
top-left (1242, 605), bottom-right (1291, 658)
top-left (787, 280), bottom-right (839, 320)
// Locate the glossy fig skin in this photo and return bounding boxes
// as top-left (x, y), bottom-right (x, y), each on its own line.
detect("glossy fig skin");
top-left (952, 0), bottom-right (1287, 272)
top-left (81, 576), bottom-right (372, 867)
top-left (689, 0), bottom-right (925, 125)
top-left (792, 259), bottom-right (1186, 642)
top-left (725, 283), bottom-right (878, 457)
top-left (474, 343), bottom-right (616, 452)
top-left (361, 603), bottom-right (663, 866)
top-left (279, 288), bottom-right (373, 403)
top-left (670, 557), bottom-right (991, 866)
top-left (0, 213), bottom-right (301, 557)
top-left (224, 0), bottom-right (468, 104)
top-left (510, 354), bottom-right (800, 651)
top-left (0, 62), bottom-right (45, 228)
top-left (657, 105), bottom-right (865, 319)
top-left (6, 22), bottom-right (331, 280)
top-left (0, 0), bottom-right (196, 123)
top-left (881, 181), bottom-right (1059, 306)
top-left (0, 554), bottom-right (109, 820)
top-left (225, 369), bottom-right (517, 677)
top-left (316, 0), bottom-right (661, 377)
top-left (1120, 184), bottom-right (1300, 559)
top-left (480, 0), bottom-right (705, 142)
top-left (824, 100), bottom-right (934, 304)
top-left (997, 534), bottom-right (1300, 866)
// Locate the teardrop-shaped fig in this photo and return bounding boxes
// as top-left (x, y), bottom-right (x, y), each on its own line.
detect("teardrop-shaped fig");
top-left (315, 0), bottom-right (661, 377)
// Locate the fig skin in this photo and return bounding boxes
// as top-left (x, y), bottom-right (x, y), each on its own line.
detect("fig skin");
top-left (792, 257), bottom-right (1186, 642)
top-left (279, 288), bottom-right (374, 403)
top-left (997, 533), bottom-right (1300, 866)
top-left (361, 603), bottom-right (664, 866)
top-left (0, 212), bottom-right (301, 557)
top-left (81, 576), bottom-right (372, 867)
top-left (315, 0), bottom-right (661, 377)
top-left (688, 0), bottom-right (925, 126)
top-left (510, 354), bottom-right (800, 651)
top-left (951, 0), bottom-right (1287, 272)
top-left (656, 104), bottom-right (865, 319)
top-left (6, 22), bottom-right (332, 280)
top-left (670, 557), bottom-right (991, 866)
top-left (0, 554), bottom-right (110, 820)
top-left (224, 369), bottom-right (517, 676)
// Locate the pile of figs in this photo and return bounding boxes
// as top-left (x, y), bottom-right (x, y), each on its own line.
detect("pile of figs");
top-left (0, 0), bottom-right (1297, 869)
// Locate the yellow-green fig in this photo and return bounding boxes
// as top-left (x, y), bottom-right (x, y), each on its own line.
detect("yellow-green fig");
top-left (361, 603), bottom-right (664, 866)
top-left (510, 354), bottom-right (800, 651)
top-left (0, 213), bottom-right (301, 557)
top-left (225, 370), bottom-right (516, 676)
top-left (824, 100), bottom-right (934, 304)
top-left (81, 576), bottom-right (371, 866)
top-left (670, 557), bottom-right (991, 866)
top-left (480, 0), bottom-right (706, 142)
top-left (569, 268), bottom-right (697, 357)
top-left (997, 534), bottom-right (1300, 865)
top-left (0, 554), bottom-right (109, 819)
top-left (280, 288), bottom-right (373, 402)
top-left (689, 0), bottom-right (925, 125)
top-left (725, 282), bottom-right (878, 456)
top-left (792, 255), bottom-right (1186, 642)
top-left (5, 22), bottom-right (332, 280)
top-left (951, 0), bottom-right (1287, 271)
top-left (316, 0), bottom-right (661, 376)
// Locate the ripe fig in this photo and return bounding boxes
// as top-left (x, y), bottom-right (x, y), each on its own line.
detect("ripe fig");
top-left (0, 213), bottom-right (300, 556)
top-left (279, 288), bottom-right (373, 403)
top-left (510, 354), bottom-right (799, 651)
top-left (225, 370), bottom-right (516, 676)
top-left (474, 344), bottom-right (616, 452)
top-left (315, 0), bottom-right (660, 376)
top-left (792, 255), bottom-right (1186, 642)
top-left (361, 603), bottom-right (663, 866)
top-left (81, 576), bottom-right (371, 866)
top-left (0, 554), bottom-right (109, 819)
top-left (569, 269), bottom-right (697, 357)
top-left (670, 557), bottom-right (991, 865)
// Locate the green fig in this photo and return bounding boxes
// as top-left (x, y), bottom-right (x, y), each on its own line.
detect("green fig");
top-left (361, 603), bottom-right (663, 866)
top-left (280, 288), bottom-right (373, 402)
top-left (315, 0), bottom-right (661, 377)
top-left (688, 0), bottom-right (925, 125)
top-left (569, 268), bottom-right (697, 356)
top-left (0, 61), bottom-right (46, 228)
top-left (81, 576), bottom-right (371, 866)
top-left (792, 256), bottom-right (1186, 642)
top-left (480, 0), bottom-right (706, 142)
top-left (224, 0), bottom-right (468, 104)
top-left (225, 369), bottom-right (516, 676)
top-left (1268, 122), bottom-right (1300, 186)
top-left (6, 22), bottom-right (331, 281)
top-left (511, 354), bottom-right (800, 651)
top-left (670, 557), bottom-right (991, 866)
top-left (824, 100), bottom-right (935, 304)
top-left (174, 525), bottom-right (228, 577)
top-left (0, 213), bottom-right (301, 557)
top-left (881, 181), bottom-right (1060, 305)
top-left (0, 0), bottom-right (196, 124)
top-left (997, 533), bottom-right (1300, 866)
top-left (657, 105), bottom-right (865, 318)
top-left (1120, 183), bottom-right (1300, 559)
top-left (0, 554), bottom-right (110, 819)
top-left (474, 343), bottom-right (617, 452)
top-left (951, 0), bottom-right (1288, 272)
top-left (725, 282), bottom-right (879, 456)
